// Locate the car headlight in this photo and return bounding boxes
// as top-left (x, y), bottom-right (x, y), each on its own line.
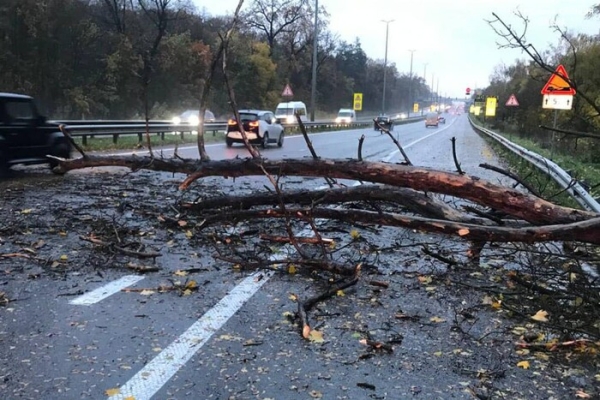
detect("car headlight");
top-left (172, 116), bottom-right (181, 125)
top-left (188, 115), bottom-right (200, 126)
top-left (286, 116), bottom-right (295, 123)
top-left (335, 117), bottom-right (342, 123)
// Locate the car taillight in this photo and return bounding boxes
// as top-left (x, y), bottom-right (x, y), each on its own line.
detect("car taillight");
top-left (248, 121), bottom-right (259, 128)
top-left (228, 119), bottom-right (236, 125)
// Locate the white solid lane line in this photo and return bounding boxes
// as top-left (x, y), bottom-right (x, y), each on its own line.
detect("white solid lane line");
top-left (383, 120), bottom-right (454, 162)
top-left (107, 270), bottom-right (275, 400)
top-left (69, 275), bottom-right (145, 306)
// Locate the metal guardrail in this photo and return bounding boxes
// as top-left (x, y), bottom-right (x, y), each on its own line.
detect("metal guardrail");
top-left (56, 116), bottom-right (424, 144)
top-left (469, 117), bottom-right (600, 213)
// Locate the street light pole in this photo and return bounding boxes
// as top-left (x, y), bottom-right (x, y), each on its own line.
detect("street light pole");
top-left (381, 19), bottom-right (394, 115)
top-left (310, 0), bottom-right (319, 122)
top-left (408, 49), bottom-right (416, 116)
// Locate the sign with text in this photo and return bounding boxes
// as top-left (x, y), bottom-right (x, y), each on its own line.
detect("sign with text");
top-left (542, 94), bottom-right (573, 110)
top-left (353, 93), bottom-right (363, 111)
top-left (413, 103), bottom-right (419, 113)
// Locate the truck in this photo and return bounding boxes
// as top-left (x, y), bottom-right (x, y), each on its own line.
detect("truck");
top-left (274, 101), bottom-right (308, 124)
top-left (0, 92), bottom-right (72, 175)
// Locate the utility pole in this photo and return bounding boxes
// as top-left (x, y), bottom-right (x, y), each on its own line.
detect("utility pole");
top-left (430, 73), bottom-right (434, 104)
top-left (310, 0), bottom-right (319, 122)
top-left (408, 49), bottom-right (416, 116)
top-left (436, 78), bottom-right (440, 106)
top-left (423, 63), bottom-right (428, 80)
top-left (381, 20), bottom-right (394, 115)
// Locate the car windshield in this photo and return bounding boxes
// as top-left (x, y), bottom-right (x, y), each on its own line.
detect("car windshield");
top-left (338, 111), bottom-right (353, 117)
top-left (275, 107), bottom-right (293, 115)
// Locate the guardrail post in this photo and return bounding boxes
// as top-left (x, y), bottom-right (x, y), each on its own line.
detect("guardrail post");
top-left (82, 135), bottom-right (88, 146)
top-left (112, 133), bottom-right (118, 144)
top-left (180, 131), bottom-right (184, 140)
top-left (160, 132), bottom-right (165, 140)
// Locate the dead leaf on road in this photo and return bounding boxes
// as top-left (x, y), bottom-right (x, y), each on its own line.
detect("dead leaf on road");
top-left (139, 289), bottom-right (155, 296)
top-left (517, 360), bottom-right (530, 369)
top-left (531, 310), bottom-right (549, 322)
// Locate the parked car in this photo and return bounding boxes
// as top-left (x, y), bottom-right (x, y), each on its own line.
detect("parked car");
top-left (172, 109), bottom-right (216, 125)
top-left (0, 92), bottom-right (72, 175)
top-left (374, 115), bottom-right (393, 131)
top-left (438, 115), bottom-right (446, 124)
top-left (425, 112), bottom-right (439, 128)
top-left (226, 109), bottom-right (284, 148)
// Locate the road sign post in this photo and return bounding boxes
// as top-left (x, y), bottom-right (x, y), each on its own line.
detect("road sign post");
top-left (540, 65), bottom-right (576, 159)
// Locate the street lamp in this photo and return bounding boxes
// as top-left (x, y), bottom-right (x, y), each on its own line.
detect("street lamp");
top-left (408, 49), bottom-right (416, 116)
top-left (381, 19), bottom-right (394, 115)
top-left (310, 0), bottom-right (319, 122)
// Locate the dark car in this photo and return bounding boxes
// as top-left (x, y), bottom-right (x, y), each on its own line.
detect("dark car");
top-left (0, 93), bottom-right (71, 175)
top-left (374, 115), bottom-right (393, 131)
top-left (226, 109), bottom-right (284, 148)
top-left (437, 115), bottom-right (446, 124)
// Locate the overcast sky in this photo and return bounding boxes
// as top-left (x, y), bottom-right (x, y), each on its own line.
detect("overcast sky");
top-left (193, 0), bottom-right (598, 99)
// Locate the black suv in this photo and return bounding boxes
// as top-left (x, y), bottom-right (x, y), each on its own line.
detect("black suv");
top-left (0, 93), bottom-right (71, 174)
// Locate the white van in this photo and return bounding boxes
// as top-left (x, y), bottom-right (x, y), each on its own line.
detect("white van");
top-left (275, 101), bottom-right (308, 124)
top-left (335, 108), bottom-right (356, 123)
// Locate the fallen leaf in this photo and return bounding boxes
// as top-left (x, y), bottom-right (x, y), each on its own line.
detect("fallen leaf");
top-left (308, 330), bottom-right (324, 343)
top-left (139, 289), bottom-right (155, 296)
top-left (174, 270), bottom-right (188, 277)
top-left (20, 209), bottom-right (33, 214)
top-left (309, 390), bottom-right (323, 398)
top-left (531, 310), bottom-right (549, 322)
top-left (430, 316), bottom-right (445, 323)
top-left (59, 254), bottom-right (68, 261)
top-left (534, 352), bottom-right (550, 361)
top-left (575, 390), bottom-right (591, 398)
top-left (289, 293), bottom-right (298, 302)
top-left (350, 230), bottom-right (360, 240)
top-left (336, 290), bottom-right (345, 297)
top-left (457, 228), bottom-right (470, 236)
top-left (185, 230), bottom-right (193, 239)
top-left (178, 220), bottom-right (188, 227)
top-left (418, 275), bottom-right (432, 284)
top-left (595, 374), bottom-right (600, 382)
top-left (433, 351), bottom-right (443, 357)
top-left (302, 325), bottom-right (311, 339)
top-left (105, 388), bottom-right (120, 396)
top-left (288, 264), bottom-right (297, 274)
top-left (124, 397), bottom-right (135, 400)
top-left (184, 280), bottom-right (198, 290)
top-left (181, 289), bottom-right (193, 296)
top-left (516, 360), bottom-right (530, 369)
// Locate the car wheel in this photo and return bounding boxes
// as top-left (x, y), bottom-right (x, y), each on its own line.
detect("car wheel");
top-left (226, 138), bottom-right (233, 147)
top-left (261, 132), bottom-right (269, 149)
top-left (277, 131), bottom-right (284, 147)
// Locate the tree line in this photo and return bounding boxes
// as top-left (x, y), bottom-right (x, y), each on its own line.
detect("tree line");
top-left (0, 0), bottom-right (434, 120)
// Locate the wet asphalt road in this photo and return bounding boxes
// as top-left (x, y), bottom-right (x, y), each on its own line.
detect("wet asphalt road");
top-left (2, 115), bottom-right (565, 400)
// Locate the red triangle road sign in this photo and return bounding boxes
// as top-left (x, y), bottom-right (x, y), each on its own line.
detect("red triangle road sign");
top-left (541, 65), bottom-right (575, 95)
top-left (282, 84), bottom-right (294, 97)
top-left (505, 94), bottom-right (519, 107)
